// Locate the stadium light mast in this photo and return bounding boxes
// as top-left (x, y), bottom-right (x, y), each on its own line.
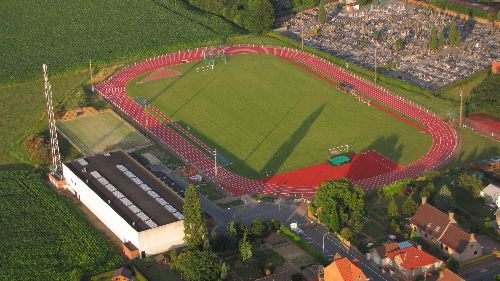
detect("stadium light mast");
top-left (301, 23), bottom-right (304, 51)
top-left (43, 64), bottom-right (66, 188)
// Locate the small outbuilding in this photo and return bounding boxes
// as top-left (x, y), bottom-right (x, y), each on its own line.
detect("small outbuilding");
top-left (111, 267), bottom-right (133, 281)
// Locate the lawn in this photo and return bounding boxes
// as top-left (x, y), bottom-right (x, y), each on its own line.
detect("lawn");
top-left (0, 71), bottom-right (87, 167)
top-left (127, 54), bottom-right (431, 178)
top-left (0, 0), bottom-right (240, 83)
top-left (57, 111), bottom-right (150, 155)
top-left (0, 170), bottom-right (121, 281)
top-left (196, 183), bottom-right (225, 201)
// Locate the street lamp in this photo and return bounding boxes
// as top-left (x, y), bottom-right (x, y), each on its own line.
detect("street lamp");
top-left (322, 232), bottom-right (328, 254)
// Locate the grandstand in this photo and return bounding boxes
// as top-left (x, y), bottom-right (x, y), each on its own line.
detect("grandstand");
top-left (63, 150), bottom-right (185, 258)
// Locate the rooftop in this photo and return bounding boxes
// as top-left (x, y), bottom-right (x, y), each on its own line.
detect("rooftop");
top-left (385, 246), bottom-right (440, 271)
top-left (65, 150), bottom-right (184, 231)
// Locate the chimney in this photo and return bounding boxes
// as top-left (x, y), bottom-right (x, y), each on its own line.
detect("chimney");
top-left (421, 197), bottom-right (427, 205)
top-left (470, 233), bottom-right (477, 242)
top-left (417, 244), bottom-right (422, 251)
top-left (448, 212), bottom-right (456, 223)
top-left (439, 270), bottom-right (445, 278)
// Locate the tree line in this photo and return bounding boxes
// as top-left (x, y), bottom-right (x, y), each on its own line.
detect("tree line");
top-left (186, 0), bottom-right (328, 33)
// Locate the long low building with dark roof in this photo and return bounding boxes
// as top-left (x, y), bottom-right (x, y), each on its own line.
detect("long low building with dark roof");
top-left (63, 150), bottom-right (185, 258)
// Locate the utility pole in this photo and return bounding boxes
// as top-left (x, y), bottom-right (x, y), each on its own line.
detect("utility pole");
top-left (89, 60), bottom-right (94, 92)
top-left (459, 90), bottom-right (463, 127)
top-left (214, 149), bottom-right (218, 178)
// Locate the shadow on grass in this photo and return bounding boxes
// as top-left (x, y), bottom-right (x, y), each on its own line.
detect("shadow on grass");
top-left (259, 104), bottom-right (325, 176)
top-left (366, 133), bottom-right (403, 164)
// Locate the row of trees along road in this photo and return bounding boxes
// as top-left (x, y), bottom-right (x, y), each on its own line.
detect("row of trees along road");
top-left (311, 179), bottom-right (365, 241)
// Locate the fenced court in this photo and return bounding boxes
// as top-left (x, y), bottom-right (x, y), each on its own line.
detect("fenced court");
top-left (57, 111), bottom-right (150, 155)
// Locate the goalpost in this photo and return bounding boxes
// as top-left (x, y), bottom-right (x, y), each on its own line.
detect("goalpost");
top-left (328, 144), bottom-right (350, 157)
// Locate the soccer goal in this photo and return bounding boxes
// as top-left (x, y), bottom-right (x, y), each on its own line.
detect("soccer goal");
top-left (328, 144), bottom-right (349, 156)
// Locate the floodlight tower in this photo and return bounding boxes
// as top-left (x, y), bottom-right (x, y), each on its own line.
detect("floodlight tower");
top-left (43, 64), bottom-right (66, 188)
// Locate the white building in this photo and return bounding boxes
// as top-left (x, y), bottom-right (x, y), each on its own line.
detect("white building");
top-left (63, 150), bottom-right (185, 258)
top-left (481, 183), bottom-right (500, 208)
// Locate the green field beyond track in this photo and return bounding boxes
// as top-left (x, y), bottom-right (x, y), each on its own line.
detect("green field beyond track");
top-left (127, 54), bottom-right (432, 178)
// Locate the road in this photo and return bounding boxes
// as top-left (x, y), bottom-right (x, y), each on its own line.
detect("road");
top-left (459, 258), bottom-right (499, 281)
top-left (201, 197), bottom-right (396, 281)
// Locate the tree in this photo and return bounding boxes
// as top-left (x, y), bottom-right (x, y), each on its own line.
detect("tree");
top-left (340, 227), bottom-right (352, 241)
top-left (389, 218), bottom-right (402, 235)
top-left (170, 249), bottom-right (179, 271)
top-left (388, 196), bottom-right (399, 219)
top-left (439, 29), bottom-right (445, 48)
top-left (402, 196), bottom-right (418, 217)
top-left (421, 182), bottom-right (435, 198)
top-left (251, 217), bottom-right (265, 238)
top-left (318, 5), bottom-right (326, 24)
top-left (239, 232), bottom-right (252, 263)
top-left (448, 21), bottom-right (461, 46)
top-left (313, 179), bottom-right (365, 236)
top-left (183, 185), bottom-right (208, 249)
top-left (220, 262), bottom-right (229, 280)
top-left (244, 0), bottom-right (275, 33)
top-left (177, 250), bottom-right (221, 281)
top-left (395, 37), bottom-right (404, 51)
top-left (428, 26), bottom-right (439, 50)
top-left (457, 173), bottom-right (482, 196)
top-left (433, 185), bottom-right (455, 212)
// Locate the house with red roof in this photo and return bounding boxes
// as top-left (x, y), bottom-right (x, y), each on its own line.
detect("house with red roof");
top-left (410, 198), bottom-right (483, 262)
top-left (320, 253), bottom-right (367, 281)
top-left (385, 245), bottom-right (442, 278)
top-left (369, 241), bottom-right (442, 279)
top-left (436, 268), bottom-right (465, 281)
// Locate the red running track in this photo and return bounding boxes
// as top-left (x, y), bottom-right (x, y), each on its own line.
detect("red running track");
top-left (95, 45), bottom-right (458, 196)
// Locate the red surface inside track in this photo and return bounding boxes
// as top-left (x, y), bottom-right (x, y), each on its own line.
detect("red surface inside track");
top-left (262, 150), bottom-right (400, 187)
top-left (95, 45), bottom-right (458, 196)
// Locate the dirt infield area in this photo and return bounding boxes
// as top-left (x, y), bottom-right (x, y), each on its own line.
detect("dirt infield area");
top-left (139, 68), bottom-right (181, 83)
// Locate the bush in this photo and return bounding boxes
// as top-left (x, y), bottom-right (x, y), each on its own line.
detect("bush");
top-left (340, 227), bottom-right (353, 241)
top-left (378, 179), bottom-right (412, 197)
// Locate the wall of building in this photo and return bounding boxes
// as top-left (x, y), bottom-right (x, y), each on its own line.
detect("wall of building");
top-left (138, 220), bottom-right (185, 256)
top-left (63, 164), bottom-right (140, 247)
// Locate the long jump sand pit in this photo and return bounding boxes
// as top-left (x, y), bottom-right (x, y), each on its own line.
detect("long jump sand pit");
top-left (139, 68), bottom-right (181, 83)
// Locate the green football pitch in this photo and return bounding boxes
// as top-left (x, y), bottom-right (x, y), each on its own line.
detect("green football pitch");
top-left (126, 54), bottom-right (431, 178)
top-left (57, 111), bottom-right (150, 156)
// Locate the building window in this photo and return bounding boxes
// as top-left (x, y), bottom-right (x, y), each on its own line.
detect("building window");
top-left (474, 251), bottom-right (478, 255)
top-left (425, 234), bottom-right (428, 237)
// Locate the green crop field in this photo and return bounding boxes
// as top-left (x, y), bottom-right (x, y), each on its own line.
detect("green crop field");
top-left (0, 170), bottom-right (121, 281)
top-left (127, 54), bottom-right (432, 178)
top-left (0, 0), bottom-right (240, 83)
top-left (58, 111), bottom-right (150, 155)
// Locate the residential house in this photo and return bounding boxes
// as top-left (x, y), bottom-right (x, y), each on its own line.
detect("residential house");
top-left (436, 268), bottom-right (465, 281)
top-left (480, 183), bottom-right (500, 208)
top-left (410, 198), bottom-right (483, 262)
top-left (370, 241), bottom-right (442, 279)
top-left (385, 245), bottom-right (442, 278)
top-left (320, 253), bottom-right (367, 281)
top-left (111, 267), bottom-right (134, 281)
